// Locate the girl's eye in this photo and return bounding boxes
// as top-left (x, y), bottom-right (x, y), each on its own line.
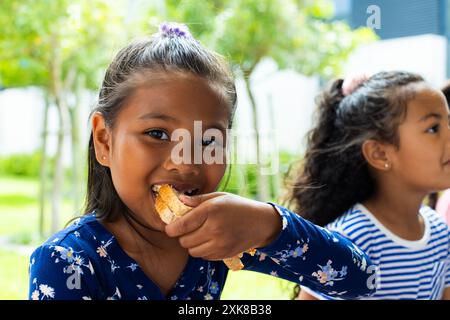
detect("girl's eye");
top-left (426, 124), bottom-right (440, 134)
top-left (202, 136), bottom-right (216, 146)
top-left (146, 129), bottom-right (170, 141)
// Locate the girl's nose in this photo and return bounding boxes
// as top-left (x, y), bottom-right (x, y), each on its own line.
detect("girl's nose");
top-left (445, 123), bottom-right (450, 148)
top-left (162, 153), bottom-right (201, 176)
top-left (446, 120), bottom-right (450, 139)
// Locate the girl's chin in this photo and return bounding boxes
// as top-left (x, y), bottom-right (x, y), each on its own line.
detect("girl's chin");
top-left (154, 220), bottom-right (168, 232)
top-left (143, 208), bottom-right (167, 231)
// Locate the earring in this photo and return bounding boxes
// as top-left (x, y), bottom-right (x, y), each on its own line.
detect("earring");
top-left (102, 156), bottom-right (106, 160)
top-left (384, 163), bottom-right (390, 169)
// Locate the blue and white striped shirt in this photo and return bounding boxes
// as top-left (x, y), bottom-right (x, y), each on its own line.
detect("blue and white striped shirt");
top-left (302, 203), bottom-right (450, 300)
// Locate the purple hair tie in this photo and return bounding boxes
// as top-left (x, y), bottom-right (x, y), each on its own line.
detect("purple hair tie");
top-left (159, 22), bottom-right (192, 39)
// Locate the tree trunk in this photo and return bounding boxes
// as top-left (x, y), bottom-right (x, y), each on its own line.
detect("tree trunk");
top-left (69, 75), bottom-right (84, 215)
top-left (38, 92), bottom-right (50, 238)
top-left (243, 72), bottom-right (270, 201)
top-left (51, 92), bottom-right (70, 233)
top-left (49, 39), bottom-right (71, 233)
top-left (267, 93), bottom-right (280, 201)
top-left (231, 118), bottom-right (249, 197)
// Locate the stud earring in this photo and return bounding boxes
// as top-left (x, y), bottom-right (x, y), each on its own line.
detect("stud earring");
top-left (384, 163), bottom-right (390, 169)
top-left (102, 156), bottom-right (106, 160)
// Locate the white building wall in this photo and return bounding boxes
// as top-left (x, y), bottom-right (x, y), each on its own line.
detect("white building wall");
top-left (0, 87), bottom-right (95, 165)
top-left (343, 34), bottom-right (448, 86)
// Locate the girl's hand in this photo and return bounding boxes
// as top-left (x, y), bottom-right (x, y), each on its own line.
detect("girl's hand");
top-left (164, 193), bottom-right (282, 260)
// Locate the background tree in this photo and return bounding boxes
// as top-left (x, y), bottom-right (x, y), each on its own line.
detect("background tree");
top-left (0, 0), bottom-right (128, 234)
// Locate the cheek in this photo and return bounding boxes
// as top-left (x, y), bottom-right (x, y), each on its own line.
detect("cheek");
top-left (393, 144), bottom-right (440, 183)
top-left (203, 164), bottom-right (227, 191)
top-left (109, 136), bottom-right (165, 194)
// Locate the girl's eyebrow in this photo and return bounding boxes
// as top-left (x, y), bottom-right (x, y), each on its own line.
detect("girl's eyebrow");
top-left (206, 122), bottom-right (227, 131)
top-left (419, 113), bottom-right (443, 122)
top-left (138, 111), bottom-right (227, 130)
top-left (418, 113), bottom-right (450, 122)
top-left (138, 112), bottom-right (178, 122)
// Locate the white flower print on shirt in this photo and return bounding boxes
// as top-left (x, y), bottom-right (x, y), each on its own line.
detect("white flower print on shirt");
top-left (312, 260), bottom-right (347, 286)
top-left (30, 282), bottom-right (55, 300)
top-left (31, 290), bottom-right (40, 300)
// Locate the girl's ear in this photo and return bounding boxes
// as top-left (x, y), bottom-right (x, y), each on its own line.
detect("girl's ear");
top-left (361, 139), bottom-right (392, 171)
top-left (92, 112), bottom-right (111, 167)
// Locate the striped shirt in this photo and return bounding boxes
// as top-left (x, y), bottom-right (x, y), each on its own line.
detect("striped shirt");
top-left (302, 203), bottom-right (450, 300)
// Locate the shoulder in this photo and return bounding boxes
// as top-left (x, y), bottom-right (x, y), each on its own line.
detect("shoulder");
top-left (420, 205), bottom-right (448, 226)
top-left (325, 204), bottom-right (379, 251)
top-left (30, 214), bottom-right (111, 271)
top-left (420, 205), bottom-right (450, 240)
top-left (28, 214), bottom-right (109, 300)
top-left (326, 204), bottom-right (374, 236)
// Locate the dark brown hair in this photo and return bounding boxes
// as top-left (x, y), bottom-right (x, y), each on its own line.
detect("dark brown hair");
top-left (85, 24), bottom-right (237, 222)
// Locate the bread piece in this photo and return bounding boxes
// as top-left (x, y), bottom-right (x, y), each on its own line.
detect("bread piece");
top-left (223, 256), bottom-right (244, 271)
top-left (155, 184), bottom-right (192, 216)
top-left (155, 194), bottom-right (177, 224)
top-left (223, 249), bottom-right (257, 271)
top-left (153, 184), bottom-right (256, 271)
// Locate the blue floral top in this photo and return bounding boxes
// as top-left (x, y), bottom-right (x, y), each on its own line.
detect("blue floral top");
top-left (29, 203), bottom-right (376, 300)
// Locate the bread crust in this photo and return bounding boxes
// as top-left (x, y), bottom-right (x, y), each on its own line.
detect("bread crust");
top-left (155, 194), bottom-right (177, 224)
top-left (157, 184), bottom-right (192, 216)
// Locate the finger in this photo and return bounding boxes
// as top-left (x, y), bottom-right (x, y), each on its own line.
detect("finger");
top-left (203, 251), bottom-right (241, 261)
top-left (201, 254), bottom-right (223, 261)
top-left (178, 191), bottom-right (227, 207)
top-left (187, 241), bottom-right (216, 258)
top-left (165, 207), bottom-right (208, 237)
top-left (178, 230), bottom-right (209, 250)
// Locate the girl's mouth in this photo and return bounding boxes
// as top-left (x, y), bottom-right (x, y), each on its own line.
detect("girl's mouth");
top-left (151, 184), bottom-right (200, 201)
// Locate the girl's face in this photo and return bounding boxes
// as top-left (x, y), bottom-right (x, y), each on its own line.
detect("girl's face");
top-left (389, 85), bottom-right (450, 192)
top-left (97, 73), bottom-right (230, 231)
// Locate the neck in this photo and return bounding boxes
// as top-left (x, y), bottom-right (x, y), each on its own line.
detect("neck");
top-left (363, 175), bottom-right (427, 227)
top-left (102, 211), bottom-right (182, 255)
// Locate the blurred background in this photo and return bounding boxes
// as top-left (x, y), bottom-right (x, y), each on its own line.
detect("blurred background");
top-left (0, 0), bottom-right (449, 299)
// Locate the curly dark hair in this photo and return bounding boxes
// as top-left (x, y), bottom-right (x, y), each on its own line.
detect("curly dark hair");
top-left (286, 71), bottom-right (425, 229)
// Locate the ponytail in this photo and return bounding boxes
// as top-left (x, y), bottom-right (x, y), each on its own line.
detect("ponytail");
top-left (287, 79), bottom-right (374, 226)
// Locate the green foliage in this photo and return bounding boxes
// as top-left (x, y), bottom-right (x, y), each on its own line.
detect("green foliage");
top-left (0, 151), bottom-right (61, 179)
top-left (222, 164), bottom-right (258, 198)
top-left (8, 231), bottom-right (34, 245)
top-left (0, 151), bottom-right (42, 177)
top-left (0, 194), bottom-right (36, 206)
top-left (219, 150), bottom-right (299, 200)
top-left (0, 0), bottom-right (128, 90)
top-left (151, 0), bottom-right (378, 78)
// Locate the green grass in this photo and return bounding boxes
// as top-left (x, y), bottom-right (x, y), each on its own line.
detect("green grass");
top-left (0, 175), bottom-right (72, 300)
top-left (0, 175), bottom-right (40, 196)
top-left (222, 270), bottom-right (294, 300)
top-left (0, 194), bottom-right (37, 206)
top-left (0, 175), bottom-right (80, 241)
top-left (0, 248), bottom-right (29, 300)
top-left (0, 174), bottom-right (295, 300)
